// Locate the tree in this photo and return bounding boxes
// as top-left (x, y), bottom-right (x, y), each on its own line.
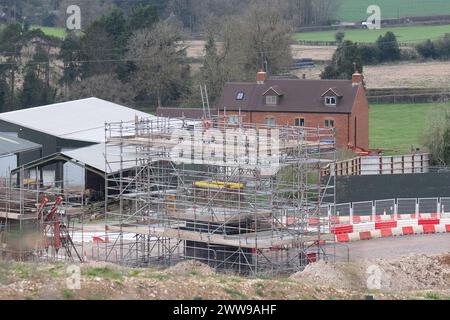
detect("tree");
top-left (0, 23), bottom-right (24, 111)
top-left (0, 75), bottom-right (9, 112)
top-left (207, 1), bottom-right (292, 80)
top-left (126, 20), bottom-right (190, 108)
top-left (79, 21), bottom-right (118, 78)
top-left (335, 31), bottom-right (345, 44)
top-left (359, 44), bottom-right (380, 64)
top-left (376, 31), bottom-right (401, 62)
top-left (242, 1), bottom-right (293, 76)
top-left (321, 40), bottom-right (363, 79)
top-left (67, 73), bottom-right (135, 107)
top-left (200, 29), bottom-right (224, 103)
top-left (19, 46), bottom-right (56, 109)
top-left (422, 106), bottom-right (450, 165)
top-left (416, 39), bottom-right (437, 59)
top-left (127, 3), bottom-right (159, 31)
top-left (59, 32), bottom-right (82, 89)
top-left (434, 34), bottom-right (450, 60)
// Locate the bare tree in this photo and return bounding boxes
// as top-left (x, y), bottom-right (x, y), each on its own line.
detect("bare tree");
top-left (67, 73), bottom-right (135, 107)
top-left (285, 0), bottom-right (341, 27)
top-left (311, 0), bottom-right (341, 24)
top-left (126, 20), bottom-right (190, 108)
top-left (200, 0), bottom-right (293, 102)
top-left (243, 0), bottom-right (293, 75)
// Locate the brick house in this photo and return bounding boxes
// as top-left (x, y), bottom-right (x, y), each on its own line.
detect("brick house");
top-left (216, 71), bottom-right (369, 149)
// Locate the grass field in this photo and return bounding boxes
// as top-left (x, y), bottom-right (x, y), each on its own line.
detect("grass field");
top-left (30, 25), bottom-right (67, 38)
top-left (294, 24), bottom-right (450, 44)
top-left (369, 102), bottom-right (450, 154)
top-left (338, 0), bottom-right (450, 22)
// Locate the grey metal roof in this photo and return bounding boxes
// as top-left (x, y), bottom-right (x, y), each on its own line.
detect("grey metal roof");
top-left (0, 133), bottom-right (41, 156)
top-left (0, 97), bottom-right (153, 143)
top-left (11, 143), bottom-right (139, 175)
top-left (62, 143), bottom-right (138, 174)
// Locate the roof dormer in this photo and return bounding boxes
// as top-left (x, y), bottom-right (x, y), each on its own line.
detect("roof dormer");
top-left (262, 86), bottom-right (284, 97)
top-left (321, 87), bottom-right (342, 107)
top-left (263, 86), bottom-right (283, 106)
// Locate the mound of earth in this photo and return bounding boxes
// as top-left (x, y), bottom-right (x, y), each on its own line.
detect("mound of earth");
top-left (167, 260), bottom-right (215, 275)
top-left (290, 254), bottom-right (450, 292)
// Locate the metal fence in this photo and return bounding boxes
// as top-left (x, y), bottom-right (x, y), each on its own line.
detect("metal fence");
top-left (329, 197), bottom-right (450, 220)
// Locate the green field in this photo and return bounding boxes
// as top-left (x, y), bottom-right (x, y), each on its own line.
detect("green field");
top-left (338, 0), bottom-right (450, 22)
top-left (30, 25), bottom-right (67, 38)
top-left (369, 103), bottom-right (450, 154)
top-left (294, 24), bottom-right (450, 43)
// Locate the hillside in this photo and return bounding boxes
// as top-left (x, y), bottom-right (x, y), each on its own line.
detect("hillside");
top-left (338, 0), bottom-right (450, 22)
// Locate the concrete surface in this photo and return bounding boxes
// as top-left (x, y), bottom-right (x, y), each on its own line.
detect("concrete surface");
top-left (336, 233), bottom-right (450, 261)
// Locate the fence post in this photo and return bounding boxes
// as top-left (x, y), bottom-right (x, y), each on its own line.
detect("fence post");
top-left (350, 204), bottom-right (354, 225)
top-left (415, 199), bottom-right (420, 217)
top-left (394, 200), bottom-right (398, 216)
top-left (372, 201), bottom-right (376, 222)
top-left (437, 198), bottom-right (441, 218)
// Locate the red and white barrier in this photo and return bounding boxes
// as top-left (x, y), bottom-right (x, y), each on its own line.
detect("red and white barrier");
top-left (327, 212), bottom-right (450, 225)
top-left (335, 221), bottom-right (450, 243)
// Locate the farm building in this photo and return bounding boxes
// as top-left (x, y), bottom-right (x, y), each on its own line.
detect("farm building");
top-left (216, 71), bottom-right (369, 149)
top-left (0, 97), bottom-right (151, 187)
top-left (0, 133), bottom-right (42, 177)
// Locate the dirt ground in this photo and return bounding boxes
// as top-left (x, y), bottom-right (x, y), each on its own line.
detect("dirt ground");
top-left (293, 61), bottom-right (450, 89)
top-left (291, 254), bottom-right (450, 293)
top-left (0, 254), bottom-right (449, 300)
top-left (343, 233), bottom-right (450, 261)
top-left (185, 40), bottom-right (336, 61)
top-left (363, 61), bottom-right (450, 89)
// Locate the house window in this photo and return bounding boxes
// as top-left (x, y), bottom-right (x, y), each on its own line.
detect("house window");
top-left (325, 119), bottom-right (335, 128)
top-left (265, 117), bottom-right (276, 126)
top-left (295, 118), bottom-right (305, 127)
top-left (236, 92), bottom-right (245, 100)
top-left (228, 115), bottom-right (239, 124)
top-left (325, 96), bottom-right (337, 106)
top-left (265, 95), bottom-right (278, 105)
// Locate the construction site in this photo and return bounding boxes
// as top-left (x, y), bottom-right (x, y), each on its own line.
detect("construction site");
top-left (101, 117), bottom-right (337, 274)
top-left (0, 176), bottom-right (86, 263)
top-left (0, 115), bottom-right (338, 275)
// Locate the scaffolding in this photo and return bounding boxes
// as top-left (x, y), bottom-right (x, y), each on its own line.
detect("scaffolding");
top-left (0, 176), bottom-right (86, 262)
top-left (104, 117), bottom-right (337, 275)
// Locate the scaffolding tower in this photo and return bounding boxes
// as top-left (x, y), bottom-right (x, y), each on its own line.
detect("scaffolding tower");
top-left (104, 117), bottom-right (336, 275)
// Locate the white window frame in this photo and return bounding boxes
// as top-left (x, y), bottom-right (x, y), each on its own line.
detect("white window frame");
top-left (228, 115), bottom-right (239, 124)
top-left (265, 95), bottom-right (278, 105)
top-left (265, 117), bottom-right (276, 126)
top-left (295, 118), bottom-right (305, 127)
top-left (325, 96), bottom-right (337, 106)
top-left (325, 119), bottom-right (335, 128)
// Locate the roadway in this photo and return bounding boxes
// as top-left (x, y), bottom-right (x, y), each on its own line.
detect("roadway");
top-left (334, 233), bottom-right (450, 261)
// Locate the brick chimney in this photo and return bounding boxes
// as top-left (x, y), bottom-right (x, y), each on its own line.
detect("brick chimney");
top-left (352, 72), bottom-right (364, 86)
top-left (256, 70), bottom-right (267, 84)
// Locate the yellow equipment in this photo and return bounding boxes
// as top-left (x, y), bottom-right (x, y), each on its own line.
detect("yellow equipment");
top-left (192, 181), bottom-right (244, 190)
